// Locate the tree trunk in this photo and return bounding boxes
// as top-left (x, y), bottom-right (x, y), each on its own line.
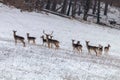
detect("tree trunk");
top-left (61, 0), bottom-right (67, 14)
top-left (51, 0), bottom-right (57, 11)
top-left (67, 0), bottom-right (72, 16)
top-left (83, 0), bottom-right (90, 21)
top-left (78, 4), bottom-right (81, 16)
top-left (97, 0), bottom-right (101, 24)
top-left (104, 1), bottom-right (108, 15)
top-left (72, 0), bottom-right (77, 17)
top-left (92, 0), bottom-right (97, 14)
top-left (46, 0), bottom-right (51, 10)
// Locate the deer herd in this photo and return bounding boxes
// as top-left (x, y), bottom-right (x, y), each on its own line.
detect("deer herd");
top-left (13, 30), bottom-right (111, 56)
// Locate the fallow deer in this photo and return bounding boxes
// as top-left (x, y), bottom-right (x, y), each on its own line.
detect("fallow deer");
top-left (40, 35), bottom-right (47, 46)
top-left (77, 41), bottom-right (83, 53)
top-left (27, 33), bottom-right (36, 44)
top-left (13, 30), bottom-right (25, 47)
top-left (104, 44), bottom-right (111, 54)
top-left (72, 40), bottom-right (81, 53)
top-left (72, 40), bottom-right (78, 51)
top-left (98, 44), bottom-right (103, 56)
top-left (49, 36), bottom-right (60, 49)
top-left (43, 30), bottom-right (60, 49)
top-left (86, 41), bottom-right (99, 56)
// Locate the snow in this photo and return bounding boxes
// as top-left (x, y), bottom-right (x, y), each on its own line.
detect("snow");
top-left (0, 3), bottom-right (120, 80)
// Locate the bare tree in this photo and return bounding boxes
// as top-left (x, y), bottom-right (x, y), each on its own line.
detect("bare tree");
top-left (51, 0), bottom-right (57, 11)
top-left (97, 0), bottom-right (101, 24)
top-left (104, 0), bottom-right (108, 15)
top-left (46, 0), bottom-right (51, 10)
top-left (83, 0), bottom-right (91, 21)
top-left (92, 0), bottom-right (97, 14)
top-left (61, 0), bottom-right (67, 14)
top-left (72, 0), bottom-right (77, 17)
top-left (67, 0), bottom-right (72, 16)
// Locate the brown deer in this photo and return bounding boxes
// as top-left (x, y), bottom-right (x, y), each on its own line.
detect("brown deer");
top-left (43, 30), bottom-right (60, 49)
top-left (104, 44), bottom-right (111, 54)
top-left (86, 41), bottom-right (99, 56)
top-left (27, 33), bottom-right (36, 44)
top-left (13, 30), bottom-right (25, 47)
top-left (40, 35), bottom-right (47, 46)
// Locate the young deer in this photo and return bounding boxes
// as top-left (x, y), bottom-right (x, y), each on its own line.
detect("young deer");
top-left (104, 44), bottom-right (111, 54)
top-left (13, 30), bottom-right (25, 47)
top-left (40, 35), bottom-right (47, 46)
top-left (27, 33), bottom-right (36, 44)
top-left (86, 41), bottom-right (99, 56)
top-left (43, 30), bottom-right (60, 49)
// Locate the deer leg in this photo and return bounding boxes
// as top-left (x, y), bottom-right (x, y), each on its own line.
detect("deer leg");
top-left (48, 43), bottom-right (50, 48)
top-left (22, 41), bottom-right (25, 47)
top-left (15, 40), bottom-right (17, 45)
top-left (33, 40), bottom-right (36, 44)
top-left (55, 43), bottom-right (59, 49)
top-left (44, 42), bottom-right (46, 46)
top-left (81, 48), bottom-right (82, 53)
top-left (28, 40), bottom-right (30, 44)
top-left (79, 47), bottom-right (82, 53)
top-left (50, 44), bottom-right (53, 48)
top-left (88, 49), bottom-right (91, 54)
top-left (42, 42), bottom-right (44, 46)
top-left (95, 50), bottom-right (98, 56)
top-left (57, 44), bottom-right (59, 49)
top-left (73, 47), bottom-right (75, 51)
top-left (77, 48), bottom-right (80, 53)
top-left (106, 50), bottom-right (108, 55)
top-left (23, 42), bottom-right (25, 47)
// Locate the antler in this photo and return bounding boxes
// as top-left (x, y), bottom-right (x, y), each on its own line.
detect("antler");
top-left (50, 31), bottom-right (54, 36)
top-left (43, 30), bottom-right (54, 36)
top-left (43, 30), bottom-right (47, 35)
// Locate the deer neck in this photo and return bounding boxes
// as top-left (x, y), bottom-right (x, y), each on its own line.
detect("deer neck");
top-left (86, 42), bottom-right (89, 47)
top-left (46, 36), bottom-right (49, 42)
top-left (72, 41), bottom-right (74, 45)
top-left (27, 34), bottom-right (29, 37)
top-left (13, 32), bottom-right (16, 37)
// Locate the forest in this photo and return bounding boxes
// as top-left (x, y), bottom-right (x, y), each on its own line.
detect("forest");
top-left (1, 0), bottom-right (120, 26)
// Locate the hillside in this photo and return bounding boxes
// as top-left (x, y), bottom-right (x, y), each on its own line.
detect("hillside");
top-left (0, 3), bottom-right (120, 80)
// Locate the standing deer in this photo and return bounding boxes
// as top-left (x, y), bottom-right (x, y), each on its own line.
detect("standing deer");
top-left (40, 35), bottom-right (47, 46)
top-left (50, 36), bottom-right (60, 49)
top-left (27, 33), bottom-right (36, 44)
top-left (98, 44), bottom-right (103, 56)
top-left (77, 41), bottom-right (83, 53)
top-left (104, 44), bottom-right (111, 54)
top-left (72, 40), bottom-right (78, 51)
top-left (72, 40), bottom-right (82, 53)
top-left (13, 30), bottom-right (25, 47)
top-left (43, 30), bottom-right (60, 49)
top-left (86, 41), bottom-right (99, 56)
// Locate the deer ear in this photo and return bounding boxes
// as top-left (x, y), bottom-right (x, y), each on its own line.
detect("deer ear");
top-left (13, 30), bottom-right (16, 32)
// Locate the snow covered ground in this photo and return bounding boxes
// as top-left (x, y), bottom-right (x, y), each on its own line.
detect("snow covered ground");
top-left (0, 3), bottom-right (120, 80)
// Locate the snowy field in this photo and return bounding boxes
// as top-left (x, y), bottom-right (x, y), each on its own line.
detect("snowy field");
top-left (0, 3), bottom-right (120, 80)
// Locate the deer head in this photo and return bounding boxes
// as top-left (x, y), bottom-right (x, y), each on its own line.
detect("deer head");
top-left (43, 30), bottom-right (54, 39)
